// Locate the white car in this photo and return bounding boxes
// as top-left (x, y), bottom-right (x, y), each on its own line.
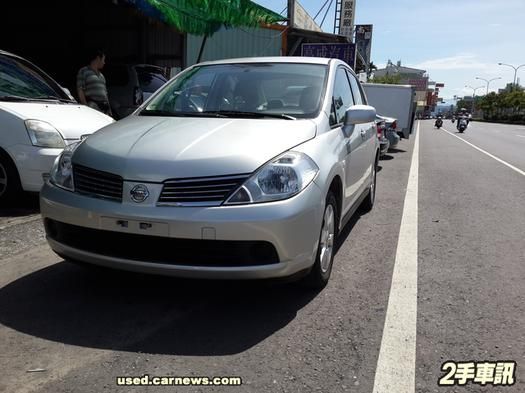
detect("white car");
top-left (41, 57), bottom-right (379, 288)
top-left (0, 50), bottom-right (114, 203)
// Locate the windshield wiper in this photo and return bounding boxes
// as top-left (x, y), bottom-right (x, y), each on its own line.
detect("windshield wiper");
top-left (140, 109), bottom-right (181, 117)
top-left (140, 109), bottom-right (227, 117)
top-left (202, 110), bottom-right (296, 120)
top-left (0, 95), bottom-right (31, 102)
top-left (35, 96), bottom-right (76, 103)
top-left (0, 95), bottom-right (74, 103)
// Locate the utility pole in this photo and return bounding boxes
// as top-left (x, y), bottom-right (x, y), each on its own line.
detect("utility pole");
top-left (498, 62), bottom-right (525, 90)
top-left (464, 85), bottom-right (484, 115)
top-left (287, 0), bottom-right (295, 27)
top-left (475, 77), bottom-right (502, 95)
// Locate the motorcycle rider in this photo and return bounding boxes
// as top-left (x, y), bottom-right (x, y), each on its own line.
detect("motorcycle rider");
top-left (456, 108), bottom-right (469, 131)
top-left (435, 115), bottom-right (443, 128)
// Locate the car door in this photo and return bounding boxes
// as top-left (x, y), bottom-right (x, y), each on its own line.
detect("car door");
top-left (330, 67), bottom-right (364, 215)
top-left (346, 69), bottom-right (376, 196)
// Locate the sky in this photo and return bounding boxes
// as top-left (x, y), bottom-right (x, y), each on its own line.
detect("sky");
top-left (255, 0), bottom-right (525, 100)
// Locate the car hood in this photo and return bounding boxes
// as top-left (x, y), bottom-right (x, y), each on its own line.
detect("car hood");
top-left (73, 115), bottom-right (317, 181)
top-left (0, 102), bottom-right (114, 139)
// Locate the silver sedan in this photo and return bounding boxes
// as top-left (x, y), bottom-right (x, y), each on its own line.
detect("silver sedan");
top-left (40, 57), bottom-right (378, 288)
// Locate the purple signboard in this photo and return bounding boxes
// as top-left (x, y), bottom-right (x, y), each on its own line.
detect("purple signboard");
top-left (301, 43), bottom-right (356, 69)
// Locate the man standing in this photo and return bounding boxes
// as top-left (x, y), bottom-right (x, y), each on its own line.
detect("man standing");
top-left (77, 50), bottom-right (112, 117)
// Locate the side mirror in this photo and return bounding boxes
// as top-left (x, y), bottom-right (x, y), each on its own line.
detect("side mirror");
top-left (61, 86), bottom-right (75, 101)
top-left (344, 105), bottom-right (376, 126)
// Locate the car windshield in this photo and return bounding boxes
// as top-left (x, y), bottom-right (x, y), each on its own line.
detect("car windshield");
top-left (141, 63), bottom-right (327, 119)
top-left (0, 54), bottom-right (69, 101)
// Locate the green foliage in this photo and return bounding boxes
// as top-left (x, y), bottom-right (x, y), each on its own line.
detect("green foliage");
top-left (371, 74), bottom-right (402, 84)
top-left (478, 89), bottom-right (525, 123)
top-left (146, 0), bottom-right (286, 35)
top-left (456, 99), bottom-right (471, 111)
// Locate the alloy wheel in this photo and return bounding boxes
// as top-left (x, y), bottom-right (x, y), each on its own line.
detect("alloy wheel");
top-left (319, 204), bottom-right (335, 273)
top-left (0, 162), bottom-right (7, 197)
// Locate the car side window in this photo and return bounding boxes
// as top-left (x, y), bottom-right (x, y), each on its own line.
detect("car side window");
top-left (330, 67), bottom-right (355, 125)
top-left (346, 70), bottom-right (365, 105)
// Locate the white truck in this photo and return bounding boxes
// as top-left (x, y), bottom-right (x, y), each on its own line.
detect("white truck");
top-left (362, 83), bottom-right (416, 139)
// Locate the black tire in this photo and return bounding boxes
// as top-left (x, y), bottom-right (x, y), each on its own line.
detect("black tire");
top-left (302, 191), bottom-right (339, 289)
top-left (360, 154), bottom-right (378, 212)
top-left (0, 151), bottom-right (23, 204)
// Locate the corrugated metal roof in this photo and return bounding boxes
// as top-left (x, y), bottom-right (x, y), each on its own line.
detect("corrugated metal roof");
top-left (186, 26), bottom-right (285, 66)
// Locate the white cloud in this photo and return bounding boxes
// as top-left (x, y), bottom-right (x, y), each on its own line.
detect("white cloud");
top-left (409, 55), bottom-right (496, 71)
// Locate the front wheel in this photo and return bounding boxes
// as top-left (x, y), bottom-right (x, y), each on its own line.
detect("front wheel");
top-left (0, 152), bottom-right (22, 204)
top-left (302, 192), bottom-right (338, 289)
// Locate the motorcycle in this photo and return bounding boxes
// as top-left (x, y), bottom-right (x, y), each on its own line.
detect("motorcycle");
top-left (435, 118), bottom-right (443, 128)
top-left (457, 118), bottom-right (468, 133)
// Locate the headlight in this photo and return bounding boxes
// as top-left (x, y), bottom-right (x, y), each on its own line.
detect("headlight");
top-left (225, 151), bottom-right (318, 205)
top-left (49, 142), bottom-right (80, 191)
top-left (25, 120), bottom-right (65, 148)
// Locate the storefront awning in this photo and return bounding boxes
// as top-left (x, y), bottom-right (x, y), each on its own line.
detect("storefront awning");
top-left (128, 0), bottom-right (287, 35)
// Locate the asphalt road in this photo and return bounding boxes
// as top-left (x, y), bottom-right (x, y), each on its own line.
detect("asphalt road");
top-left (0, 120), bottom-right (523, 393)
top-left (441, 120), bottom-right (525, 171)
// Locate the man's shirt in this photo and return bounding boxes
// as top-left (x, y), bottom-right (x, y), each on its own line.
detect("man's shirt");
top-left (77, 66), bottom-right (108, 102)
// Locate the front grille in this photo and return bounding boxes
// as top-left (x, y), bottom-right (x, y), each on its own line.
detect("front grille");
top-left (73, 165), bottom-right (123, 202)
top-left (158, 174), bottom-right (250, 205)
top-left (45, 219), bottom-right (279, 267)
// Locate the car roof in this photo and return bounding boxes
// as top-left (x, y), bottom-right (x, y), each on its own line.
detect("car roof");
top-left (0, 49), bottom-right (25, 61)
top-left (196, 56), bottom-right (333, 66)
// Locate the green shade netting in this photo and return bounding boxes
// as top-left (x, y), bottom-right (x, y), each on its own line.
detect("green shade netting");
top-left (144, 0), bottom-right (287, 35)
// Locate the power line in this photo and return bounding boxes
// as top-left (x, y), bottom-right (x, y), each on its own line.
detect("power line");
top-left (320, 0), bottom-right (334, 28)
top-left (314, 0), bottom-right (331, 20)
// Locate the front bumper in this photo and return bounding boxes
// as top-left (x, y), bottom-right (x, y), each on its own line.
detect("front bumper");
top-left (385, 130), bottom-right (400, 149)
top-left (40, 181), bottom-right (324, 279)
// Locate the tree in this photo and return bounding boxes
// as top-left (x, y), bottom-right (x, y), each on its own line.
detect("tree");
top-left (503, 89), bottom-right (525, 114)
top-left (456, 99), bottom-right (470, 112)
top-left (479, 92), bottom-right (498, 119)
top-left (370, 73), bottom-right (402, 84)
top-left (478, 90), bottom-right (525, 122)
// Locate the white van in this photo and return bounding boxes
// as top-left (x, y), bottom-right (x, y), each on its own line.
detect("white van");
top-left (0, 50), bottom-right (114, 203)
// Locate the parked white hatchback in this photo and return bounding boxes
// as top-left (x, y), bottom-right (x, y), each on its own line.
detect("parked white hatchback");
top-left (0, 50), bottom-right (114, 202)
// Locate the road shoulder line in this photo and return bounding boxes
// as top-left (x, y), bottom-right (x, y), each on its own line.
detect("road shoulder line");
top-left (373, 121), bottom-right (419, 393)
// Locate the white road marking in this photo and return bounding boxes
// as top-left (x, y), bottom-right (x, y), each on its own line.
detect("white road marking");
top-left (440, 127), bottom-right (525, 176)
top-left (516, 135), bottom-right (525, 138)
top-left (373, 121), bottom-right (419, 393)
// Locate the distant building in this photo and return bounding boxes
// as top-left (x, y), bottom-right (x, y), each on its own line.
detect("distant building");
top-left (372, 60), bottom-right (429, 113)
top-left (498, 82), bottom-right (524, 93)
top-left (372, 60), bottom-right (426, 79)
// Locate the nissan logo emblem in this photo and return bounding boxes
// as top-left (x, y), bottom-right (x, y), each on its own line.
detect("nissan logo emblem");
top-left (130, 184), bottom-right (149, 203)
